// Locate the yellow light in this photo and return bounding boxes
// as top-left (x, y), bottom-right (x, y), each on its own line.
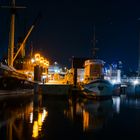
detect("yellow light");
top-left (40, 57), bottom-right (44, 64)
top-left (31, 58), bottom-right (35, 63)
top-left (43, 59), bottom-right (49, 67)
top-left (42, 72), bottom-right (46, 75)
top-left (32, 121), bottom-right (38, 138)
top-left (35, 53), bottom-right (40, 62)
top-left (43, 59), bottom-right (47, 66)
top-left (46, 60), bottom-right (49, 67)
top-left (42, 109), bottom-right (48, 121)
top-left (38, 113), bottom-right (42, 131)
top-left (83, 110), bottom-right (89, 131)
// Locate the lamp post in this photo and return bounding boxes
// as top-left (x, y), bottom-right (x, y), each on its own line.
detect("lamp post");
top-left (43, 59), bottom-right (49, 83)
top-left (33, 53), bottom-right (49, 83)
top-left (34, 53), bottom-right (41, 82)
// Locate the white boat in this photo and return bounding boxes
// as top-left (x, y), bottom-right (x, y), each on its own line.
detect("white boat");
top-left (82, 79), bottom-right (113, 98)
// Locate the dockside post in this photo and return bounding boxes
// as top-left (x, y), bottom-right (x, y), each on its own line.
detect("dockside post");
top-left (73, 68), bottom-right (77, 87)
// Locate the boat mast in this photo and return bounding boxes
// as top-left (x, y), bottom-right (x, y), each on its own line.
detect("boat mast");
top-left (93, 25), bottom-right (96, 58)
top-left (8, 0), bottom-right (15, 67)
top-left (1, 0), bottom-right (26, 67)
top-left (92, 25), bottom-right (99, 59)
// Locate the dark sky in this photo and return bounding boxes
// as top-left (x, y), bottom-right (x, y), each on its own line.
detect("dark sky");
top-left (0, 0), bottom-right (140, 70)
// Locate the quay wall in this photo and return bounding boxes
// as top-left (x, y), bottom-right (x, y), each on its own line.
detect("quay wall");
top-left (35, 84), bottom-right (72, 96)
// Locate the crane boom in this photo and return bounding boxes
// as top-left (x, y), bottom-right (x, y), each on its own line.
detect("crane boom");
top-left (13, 25), bottom-right (34, 61)
top-left (13, 13), bottom-right (41, 62)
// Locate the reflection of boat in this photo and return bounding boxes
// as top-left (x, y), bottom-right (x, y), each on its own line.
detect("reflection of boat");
top-left (0, 94), bottom-right (48, 140)
top-left (83, 79), bottom-right (113, 98)
top-left (65, 97), bottom-right (113, 132)
top-left (82, 99), bottom-right (113, 132)
top-left (0, 101), bottom-right (33, 140)
top-left (125, 82), bottom-right (140, 97)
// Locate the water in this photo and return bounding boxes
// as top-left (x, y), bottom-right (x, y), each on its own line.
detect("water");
top-left (1, 93), bottom-right (140, 140)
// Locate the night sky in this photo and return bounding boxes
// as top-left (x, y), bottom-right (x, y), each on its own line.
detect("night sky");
top-left (0, 0), bottom-right (140, 70)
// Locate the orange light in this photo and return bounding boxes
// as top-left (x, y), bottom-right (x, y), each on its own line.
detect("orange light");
top-left (83, 110), bottom-right (89, 131)
top-left (38, 113), bottom-right (42, 131)
top-left (40, 57), bottom-right (44, 64)
top-left (35, 53), bottom-right (40, 62)
top-left (46, 60), bottom-right (49, 67)
top-left (32, 121), bottom-right (38, 138)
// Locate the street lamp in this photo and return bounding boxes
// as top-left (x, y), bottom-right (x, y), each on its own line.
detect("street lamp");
top-left (40, 57), bottom-right (44, 66)
top-left (35, 53), bottom-right (40, 65)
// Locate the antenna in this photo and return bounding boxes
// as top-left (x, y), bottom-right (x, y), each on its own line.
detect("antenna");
top-left (92, 24), bottom-right (99, 59)
top-left (0, 0), bottom-right (26, 67)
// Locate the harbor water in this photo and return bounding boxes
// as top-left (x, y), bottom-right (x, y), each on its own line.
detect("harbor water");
top-left (0, 90), bottom-right (140, 139)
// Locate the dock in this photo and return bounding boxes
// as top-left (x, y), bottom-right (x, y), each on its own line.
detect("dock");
top-left (34, 80), bottom-right (72, 96)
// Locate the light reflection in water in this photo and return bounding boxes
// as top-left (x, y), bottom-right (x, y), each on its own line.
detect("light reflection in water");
top-left (65, 97), bottom-right (113, 132)
top-left (124, 98), bottom-right (140, 109)
top-left (31, 93), bottom-right (49, 139)
top-left (4, 94), bottom-right (140, 139)
top-left (0, 93), bottom-right (49, 140)
top-left (82, 99), bottom-right (113, 132)
top-left (30, 112), bottom-right (33, 123)
top-left (32, 121), bottom-right (38, 138)
top-left (112, 96), bottom-right (121, 114)
top-left (32, 108), bottom-right (48, 138)
top-left (38, 113), bottom-right (43, 131)
top-left (83, 110), bottom-right (89, 131)
top-left (0, 101), bottom-right (33, 140)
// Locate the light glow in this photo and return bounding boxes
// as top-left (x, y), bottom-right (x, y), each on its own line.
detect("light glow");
top-left (113, 97), bottom-right (120, 114)
top-left (32, 121), bottom-right (38, 138)
top-left (133, 79), bottom-right (139, 85)
top-left (83, 110), bottom-right (89, 131)
top-left (30, 112), bottom-right (33, 123)
top-left (31, 58), bottom-right (35, 63)
top-left (35, 53), bottom-right (40, 62)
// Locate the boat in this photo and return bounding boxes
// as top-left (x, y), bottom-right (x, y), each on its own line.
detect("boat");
top-left (82, 59), bottom-right (113, 99)
top-left (0, 62), bottom-right (34, 89)
top-left (81, 25), bottom-right (113, 99)
top-left (0, 0), bottom-right (38, 90)
top-left (82, 78), bottom-right (113, 99)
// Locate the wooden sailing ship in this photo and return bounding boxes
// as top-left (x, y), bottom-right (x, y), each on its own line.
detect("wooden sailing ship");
top-left (0, 0), bottom-right (35, 89)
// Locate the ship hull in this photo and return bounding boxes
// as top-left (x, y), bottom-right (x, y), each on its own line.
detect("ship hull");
top-left (82, 79), bottom-right (113, 99)
top-left (0, 63), bottom-right (33, 90)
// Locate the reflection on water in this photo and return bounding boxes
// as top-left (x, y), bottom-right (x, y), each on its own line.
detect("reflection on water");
top-left (65, 97), bottom-right (113, 132)
top-left (1, 92), bottom-right (140, 139)
top-left (112, 96), bottom-right (121, 114)
top-left (124, 98), bottom-right (140, 109)
top-left (32, 108), bottom-right (48, 138)
top-left (32, 94), bottom-right (48, 139)
top-left (0, 101), bottom-right (33, 140)
top-left (0, 93), bottom-right (48, 140)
